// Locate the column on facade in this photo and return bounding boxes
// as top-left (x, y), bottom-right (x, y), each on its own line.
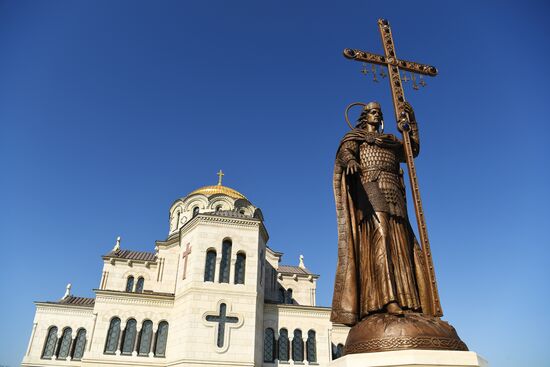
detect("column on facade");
top-left (132, 323), bottom-right (141, 356)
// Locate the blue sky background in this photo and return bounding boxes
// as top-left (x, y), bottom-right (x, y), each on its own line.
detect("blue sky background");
top-left (1, 1), bottom-right (549, 366)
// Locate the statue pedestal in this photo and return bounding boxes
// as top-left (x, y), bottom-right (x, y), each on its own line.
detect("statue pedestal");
top-left (329, 350), bottom-right (489, 367)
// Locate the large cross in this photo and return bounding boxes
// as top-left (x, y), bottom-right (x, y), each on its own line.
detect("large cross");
top-left (181, 243), bottom-right (192, 280)
top-left (343, 19), bottom-right (441, 316)
top-left (205, 303), bottom-right (239, 348)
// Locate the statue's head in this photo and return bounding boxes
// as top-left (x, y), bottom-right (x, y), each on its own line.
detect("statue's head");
top-left (357, 101), bottom-right (384, 132)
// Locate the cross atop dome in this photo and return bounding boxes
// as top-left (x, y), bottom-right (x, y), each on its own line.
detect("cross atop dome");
top-left (217, 170), bottom-right (224, 186)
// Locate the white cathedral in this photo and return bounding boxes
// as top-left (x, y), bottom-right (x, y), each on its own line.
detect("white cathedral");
top-left (21, 177), bottom-right (350, 367)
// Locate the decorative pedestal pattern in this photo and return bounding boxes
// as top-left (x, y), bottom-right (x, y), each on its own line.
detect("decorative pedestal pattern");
top-left (329, 350), bottom-right (489, 367)
top-left (345, 314), bottom-right (467, 354)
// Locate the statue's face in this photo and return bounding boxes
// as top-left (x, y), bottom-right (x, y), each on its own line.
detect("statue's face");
top-left (366, 108), bottom-right (382, 125)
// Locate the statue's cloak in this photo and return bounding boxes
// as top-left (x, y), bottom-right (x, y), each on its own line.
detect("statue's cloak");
top-left (330, 129), bottom-right (441, 326)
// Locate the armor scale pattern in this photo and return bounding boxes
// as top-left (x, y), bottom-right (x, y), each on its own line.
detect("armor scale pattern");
top-left (359, 142), bottom-right (407, 218)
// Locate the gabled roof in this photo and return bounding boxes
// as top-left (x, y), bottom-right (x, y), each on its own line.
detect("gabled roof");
top-left (103, 249), bottom-right (156, 262)
top-left (278, 265), bottom-right (318, 277)
top-left (38, 296), bottom-right (95, 307)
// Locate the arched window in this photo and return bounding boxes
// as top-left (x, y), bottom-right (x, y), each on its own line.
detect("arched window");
top-left (154, 321), bottom-right (169, 357)
top-left (121, 319), bottom-right (137, 355)
top-left (278, 288), bottom-right (285, 303)
top-left (41, 326), bottom-right (58, 359)
top-left (138, 320), bottom-right (153, 356)
top-left (104, 317), bottom-right (121, 354)
top-left (204, 249), bottom-right (217, 282)
top-left (72, 328), bottom-right (86, 360)
top-left (278, 328), bottom-right (289, 362)
top-left (192, 207), bottom-right (199, 217)
top-left (332, 343), bottom-right (344, 359)
top-left (263, 328), bottom-right (275, 362)
top-left (285, 288), bottom-right (293, 304)
top-left (219, 239), bottom-right (232, 283)
top-left (125, 276), bottom-right (134, 292)
top-left (135, 277), bottom-right (144, 293)
top-left (292, 329), bottom-right (304, 362)
top-left (234, 252), bottom-right (246, 284)
top-left (306, 330), bottom-right (317, 362)
top-left (57, 327), bottom-right (72, 359)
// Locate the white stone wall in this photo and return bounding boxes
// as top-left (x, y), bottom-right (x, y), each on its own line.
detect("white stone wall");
top-left (21, 304), bottom-right (95, 366)
top-left (100, 259), bottom-right (158, 293)
top-left (167, 214), bottom-right (267, 366)
top-left (278, 274), bottom-right (317, 306)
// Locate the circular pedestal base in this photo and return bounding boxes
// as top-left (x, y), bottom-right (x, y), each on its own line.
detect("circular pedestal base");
top-left (344, 313), bottom-right (468, 354)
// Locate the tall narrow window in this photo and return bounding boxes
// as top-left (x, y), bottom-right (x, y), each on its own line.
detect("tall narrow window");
top-left (285, 288), bottom-right (293, 304)
top-left (193, 207), bottom-right (199, 217)
top-left (138, 320), bottom-right (153, 356)
top-left (278, 288), bottom-right (285, 303)
top-left (292, 329), bottom-right (304, 362)
top-left (135, 277), bottom-right (144, 293)
top-left (306, 330), bottom-right (317, 362)
top-left (57, 327), bottom-right (72, 359)
top-left (263, 328), bottom-right (275, 362)
top-left (104, 317), bottom-right (121, 354)
top-left (204, 250), bottom-right (217, 282)
top-left (219, 239), bottom-right (232, 283)
top-left (121, 319), bottom-right (137, 355)
top-left (278, 328), bottom-right (289, 362)
top-left (72, 329), bottom-right (86, 360)
top-left (154, 321), bottom-right (169, 357)
top-left (234, 252), bottom-right (246, 284)
top-left (41, 326), bottom-right (58, 359)
top-left (125, 276), bottom-right (134, 292)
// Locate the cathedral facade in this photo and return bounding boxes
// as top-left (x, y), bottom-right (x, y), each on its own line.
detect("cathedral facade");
top-left (21, 182), bottom-right (349, 367)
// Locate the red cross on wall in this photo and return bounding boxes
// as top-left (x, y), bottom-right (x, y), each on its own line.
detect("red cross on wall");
top-left (182, 243), bottom-right (192, 280)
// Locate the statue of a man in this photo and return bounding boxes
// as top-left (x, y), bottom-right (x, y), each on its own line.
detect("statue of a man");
top-left (331, 101), bottom-right (440, 326)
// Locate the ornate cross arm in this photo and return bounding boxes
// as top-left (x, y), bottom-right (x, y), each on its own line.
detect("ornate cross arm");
top-left (343, 49), bottom-right (438, 76)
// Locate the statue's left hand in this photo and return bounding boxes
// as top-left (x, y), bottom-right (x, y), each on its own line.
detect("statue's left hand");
top-left (404, 101), bottom-right (416, 122)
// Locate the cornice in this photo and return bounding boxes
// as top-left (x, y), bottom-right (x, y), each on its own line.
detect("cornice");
top-left (35, 304), bottom-right (95, 317)
top-left (94, 289), bottom-right (174, 307)
top-left (178, 213), bottom-right (269, 242)
top-left (264, 303), bottom-right (332, 318)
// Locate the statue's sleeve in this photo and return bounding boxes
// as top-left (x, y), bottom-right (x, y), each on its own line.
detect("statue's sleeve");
top-left (338, 140), bottom-right (359, 167)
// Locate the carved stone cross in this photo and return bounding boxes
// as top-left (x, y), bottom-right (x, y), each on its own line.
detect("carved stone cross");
top-left (205, 303), bottom-right (239, 348)
top-left (181, 243), bottom-right (192, 280)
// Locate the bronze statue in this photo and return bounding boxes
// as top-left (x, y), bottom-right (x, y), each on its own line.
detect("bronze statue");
top-left (331, 18), bottom-right (468, 354)
top-left (331, 101), bottom-right (436, 324)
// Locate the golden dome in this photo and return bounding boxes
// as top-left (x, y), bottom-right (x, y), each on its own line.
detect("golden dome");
top-left (187, 184), bottom-right (247, 200)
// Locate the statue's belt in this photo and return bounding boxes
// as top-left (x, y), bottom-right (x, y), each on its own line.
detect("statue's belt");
top-left (364, 165), bottom-right (399, 173)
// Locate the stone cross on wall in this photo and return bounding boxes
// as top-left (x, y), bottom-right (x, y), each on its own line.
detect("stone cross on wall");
top-left (181, 243), bottom-right (192, 280)
top-left (205, 303), bottom-right (239, 348)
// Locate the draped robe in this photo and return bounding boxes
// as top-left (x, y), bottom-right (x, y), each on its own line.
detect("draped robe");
top-left (330, 128), bottom-right (441, 326)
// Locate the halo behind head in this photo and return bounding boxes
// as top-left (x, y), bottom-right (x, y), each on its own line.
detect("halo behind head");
top-left (344, 102), bottom-right (368, 129)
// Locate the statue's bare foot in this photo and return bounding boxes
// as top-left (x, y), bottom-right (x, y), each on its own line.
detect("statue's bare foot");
top-left (386, 302), bottom-right (404, 315)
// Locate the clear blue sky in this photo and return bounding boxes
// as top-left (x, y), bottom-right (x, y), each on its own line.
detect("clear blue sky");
top-left (1, 1), bottom-right (548, 366)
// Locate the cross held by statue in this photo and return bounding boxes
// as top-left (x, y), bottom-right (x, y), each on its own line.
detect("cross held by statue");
top-left (343, 18), bottom-right (442, 316)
